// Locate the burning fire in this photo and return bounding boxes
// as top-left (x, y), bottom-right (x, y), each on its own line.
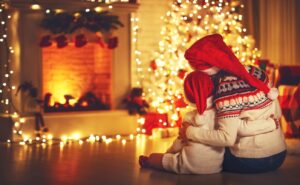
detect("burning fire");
top-left (42, 43), bottom-right (112, 112)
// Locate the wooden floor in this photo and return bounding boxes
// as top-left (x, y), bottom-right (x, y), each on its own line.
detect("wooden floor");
top-left (0, 136), bottom-right (300, 185)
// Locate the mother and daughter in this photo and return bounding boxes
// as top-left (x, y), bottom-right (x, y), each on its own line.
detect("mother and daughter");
top-left (139, 34), bottom-right (286, 174)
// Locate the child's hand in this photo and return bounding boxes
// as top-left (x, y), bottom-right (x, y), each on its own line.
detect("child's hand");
top-left (179, 124), bottom-right (189, 142)
top-left (181, 121), bottom-right (190, 128)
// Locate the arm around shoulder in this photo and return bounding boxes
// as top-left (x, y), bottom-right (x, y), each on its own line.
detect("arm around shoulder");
top-left (186, 118), bottom-right (240, 147)
top-left (238, 117), bottom-right (277, 137)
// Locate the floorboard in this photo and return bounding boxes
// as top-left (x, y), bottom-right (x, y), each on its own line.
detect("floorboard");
top-left (0, 136), bottom-right (299, 185)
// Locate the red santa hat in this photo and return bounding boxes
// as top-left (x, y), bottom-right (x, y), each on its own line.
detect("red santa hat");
top-left (184, 71), bottom-right (214, 115)
top-left (184, 34), bottom-right (278, 100)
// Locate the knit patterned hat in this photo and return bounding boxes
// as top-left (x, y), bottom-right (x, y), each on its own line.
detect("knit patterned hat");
top-left (184, 34), bottom-right (278, 100)
top-left (184, 71), bottom-right (214, 115)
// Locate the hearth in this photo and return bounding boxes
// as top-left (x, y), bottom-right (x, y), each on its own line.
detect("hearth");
top-left (42, 43), bottom-right (112, 112)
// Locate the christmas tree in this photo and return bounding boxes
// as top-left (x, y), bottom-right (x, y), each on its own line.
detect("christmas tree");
top-left (139, 0), bottom-right (260, 125)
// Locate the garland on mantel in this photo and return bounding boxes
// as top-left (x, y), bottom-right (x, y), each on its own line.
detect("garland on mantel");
top-left (40, 10), bottom-right (124, 49)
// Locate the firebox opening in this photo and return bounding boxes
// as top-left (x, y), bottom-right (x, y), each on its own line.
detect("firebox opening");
top-left (42, 43), bottom-right (112, 112)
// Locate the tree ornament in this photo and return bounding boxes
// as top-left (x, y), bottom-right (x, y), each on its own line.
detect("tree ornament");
top-left (177, 69), bottom-right (187, 79)
top-left (198, 0), bottom-right (207, 6)
top-left (174, 94), bottom-right (187, 109)
top-left (39, 35), bottom-right (52, 47)
top-left (150, 60), bottom-right (157, 71)
top-left (75, 34), bottom-right (87, 48)
top-left (55, 35), bottom-right (68, 48)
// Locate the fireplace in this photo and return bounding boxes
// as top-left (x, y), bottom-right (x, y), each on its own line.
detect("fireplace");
top-left (4, 1), bottom-right (140, 139)
top-left (42, 43), bottom-right (112, 112)
top-left (9, 2), bottom-right (139, 113)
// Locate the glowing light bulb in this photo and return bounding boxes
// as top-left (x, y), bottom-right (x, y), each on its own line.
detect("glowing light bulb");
top-left (72, 133), bottom-right (81, 140)
top-left (89, 134), bottom-right (96, 142)
top-left (61, 135), bottom-right (68, 142)
top-left (14, 122), bottom-right (20, 127)
top-left (31, 4), bottom-right (41, 10)
top-left (47, 134), bottom-right (53, 140)
top-left (20, 118), bottom-right (26, 123)
top-left (94, 7), bottom-right (102, 12)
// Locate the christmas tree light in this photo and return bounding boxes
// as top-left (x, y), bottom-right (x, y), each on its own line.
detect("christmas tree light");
top-left (141, 0), bottom-right (261, 124)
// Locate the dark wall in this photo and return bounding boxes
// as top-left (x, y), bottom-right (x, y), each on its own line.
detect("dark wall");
top-left (296, 0), bottom-right (300, 64)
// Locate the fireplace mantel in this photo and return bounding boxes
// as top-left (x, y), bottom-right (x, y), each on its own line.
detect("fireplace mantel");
top-left (10, 0), bottom-right (139, 12)
top-left (8, 1), bottom-right (139, 113)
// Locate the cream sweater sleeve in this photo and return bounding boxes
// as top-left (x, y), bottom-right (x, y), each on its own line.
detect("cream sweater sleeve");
top-left (238, 117), bottom-right (276, 137)
top-left (186, 117), bottom-right (240, 147)
top-left (186, 117), bottom-right (277, 145)
top-left (238, 99), bottom-right (281, 136)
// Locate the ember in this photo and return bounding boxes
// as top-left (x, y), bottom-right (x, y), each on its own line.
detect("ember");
top-left (44, 92), bottom-right (110, 112)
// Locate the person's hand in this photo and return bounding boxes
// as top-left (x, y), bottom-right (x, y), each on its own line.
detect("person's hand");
top-left (179, 123), bottom-right (189, 142)
top-left (270, 114), bottom-right (280, 129)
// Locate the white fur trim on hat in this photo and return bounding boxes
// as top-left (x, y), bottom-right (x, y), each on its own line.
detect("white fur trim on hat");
top-left (267, 87), bottom-right (279, 100)
top-left (185, 96), bottom-right (214, 110)
top-left (200, 66), bottom-right (220, 76)
top-left (206, 96), bottom-right (213, 109)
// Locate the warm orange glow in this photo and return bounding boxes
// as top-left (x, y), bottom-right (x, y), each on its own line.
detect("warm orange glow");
top-left (42, 43), bottom-right (112, 106)
top-left (81, 101), bottom-right (88, 107)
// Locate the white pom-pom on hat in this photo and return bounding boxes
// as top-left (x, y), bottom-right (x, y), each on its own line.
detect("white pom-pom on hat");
top-left (267, 88), bottom-right (279, 100)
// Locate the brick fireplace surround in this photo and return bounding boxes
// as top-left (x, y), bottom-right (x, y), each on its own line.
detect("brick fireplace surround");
top-left (42, 43), bottom-right (113, 112)
top-left (7, 0), bottom-right (139, 139)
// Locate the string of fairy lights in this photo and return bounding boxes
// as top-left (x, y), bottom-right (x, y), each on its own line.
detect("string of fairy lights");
top-left (0, 0), bottom-right (151, 146)
top-left (0, 2), bottom-right (15, 115)
top-left (131, 13), bottom-right (144, 87)
top-left (130, 12), bottom-right (151, 135)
